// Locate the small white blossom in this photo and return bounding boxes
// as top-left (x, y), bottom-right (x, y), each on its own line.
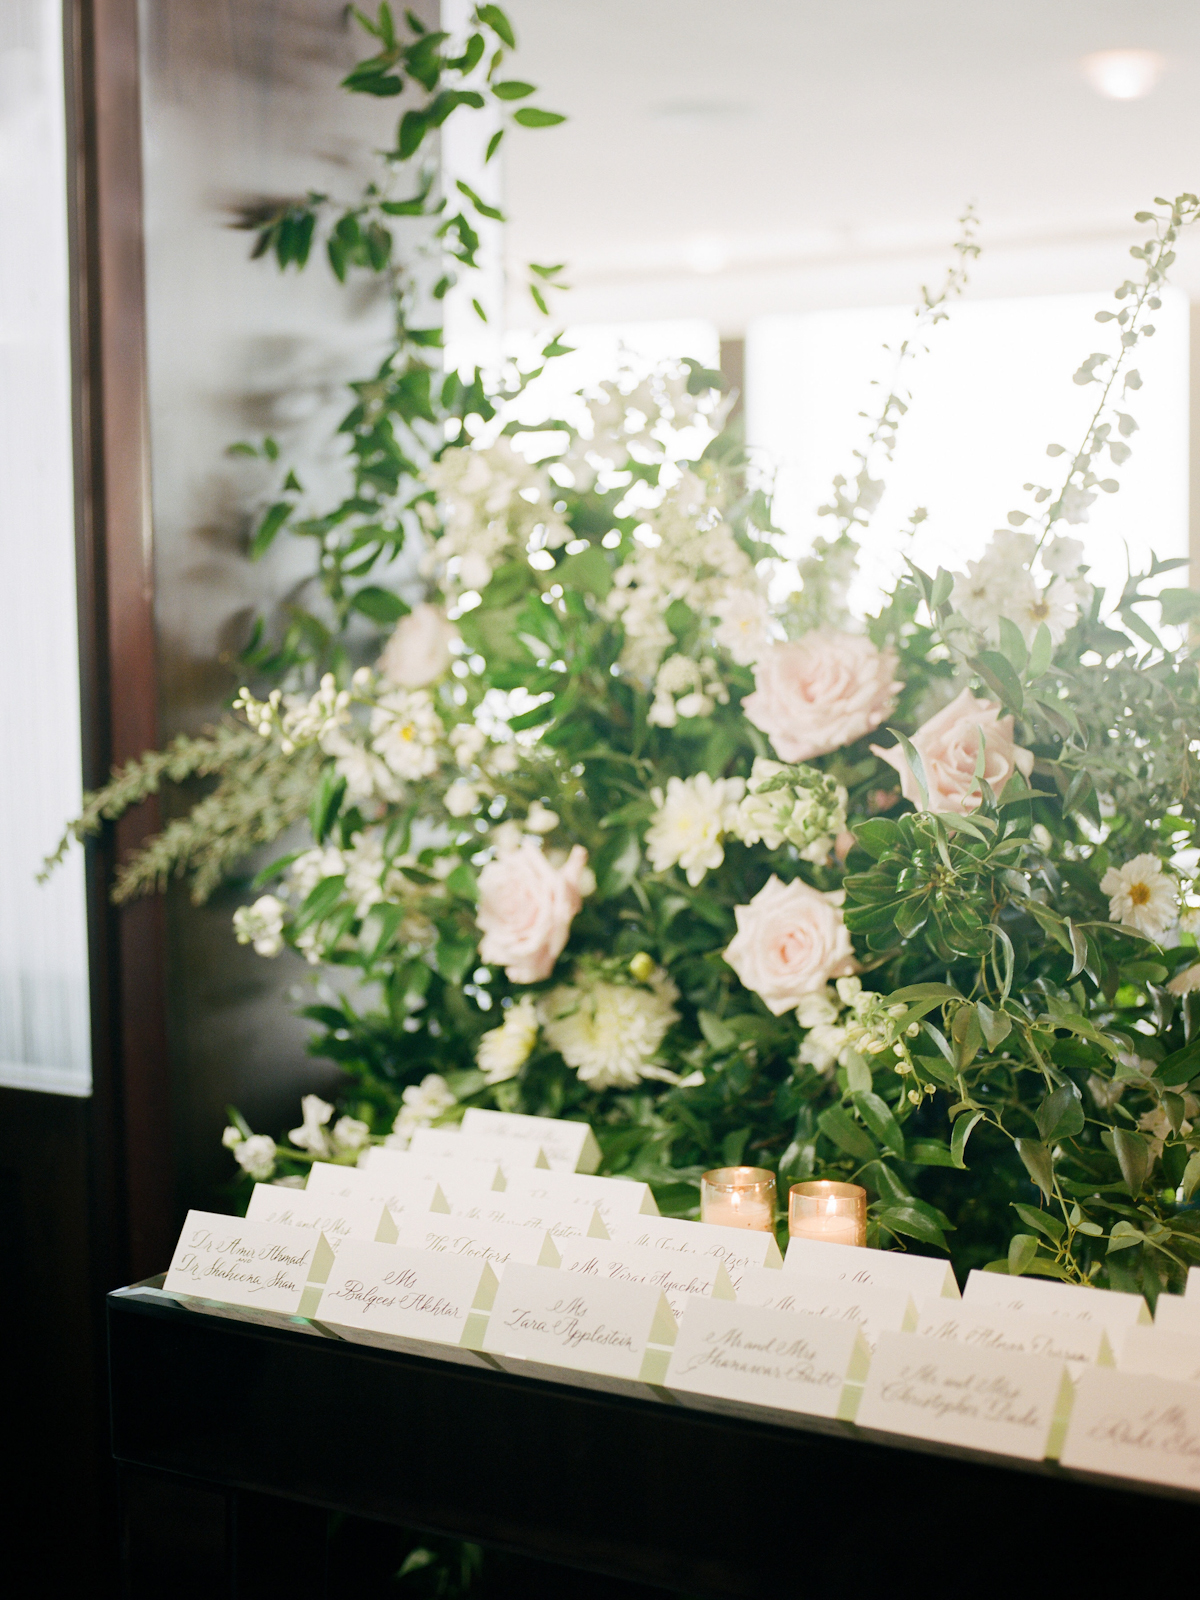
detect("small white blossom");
top-left (732, 759), bottom-right (848, 861)
top-left (445, 779), bottom-right (481, 817)
top-left (525, 801), bottom-right (559, 834)
top-left (289, 1093), bottom-right (335, 1157)
top-left (233, 1133), bottom-right (277, 1181)
top-left (476, 995), bottom-right (539, 1084)
top-left (332, 1115), bottom-right (371, 1153)
top-left (320, 726), bottom-right (403, 807)
top-left (449, 722), bottom-right (488, 769)
top-left (1042, 535), bottom-right (1085, 577)
top-left (1100, 854), bottom-right (1177, 941)
top-left (713, 590), bottom-right (772, 665)
top-left (798, 1023), bottom-right (849, 1074)
top-left (386, 1074), bottom-right (456, 1148)
top-left (370, 689), bottom-right (443, 781)
top-left (232, 895), bottom-right (287, 957)
top-left (646, 772), bottom-right (745, 886)
top-left (221, 1124), bottom-right (244, 1149)
top-left (796, 988), bottom-right (840, 1029)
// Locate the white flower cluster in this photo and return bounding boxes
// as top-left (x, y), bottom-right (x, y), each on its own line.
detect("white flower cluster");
top-left (233, 894), bottom-right (287, 957)
top-left (423, 437), bottom-right (570, 595)
top-left (605, 470), bottom-right (767, 678)
top-left (1101, 854), bottom-right (1178, 942)
top-left (221, 1123), bottom-right (278, 1181)
top-left (540, 965), bottom-right (681, 1091)
top-left (386, 1074), bottom-right (457, 1148)
top-left (645, 772), bottom-right (745, 886)
top-left (235, 673), bottom-right (353, 756)
top-left (732, 759), bottom-right (848, 863)
top-left (476, 994), bottom-right (540, 1084)
top-left (647, 654), bottom-right (730, 728)
top-left (951, 531), bottom-right (1092, 647)
top-left (288, 1093), bottom-right (371, 1160)
top-left (796, 978), bottom-right (919, 1088)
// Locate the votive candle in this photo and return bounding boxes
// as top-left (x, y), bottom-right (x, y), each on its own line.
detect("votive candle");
top-left (700, 1166), bottom-right (777, 1232)
top-left (788, 1180), bottom-right (867, 1248)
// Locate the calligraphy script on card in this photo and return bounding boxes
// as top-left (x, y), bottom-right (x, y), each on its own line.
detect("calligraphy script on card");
top-left (604, 1216), bottom-right (782, 1283)
top-left (246, 1183), bottom-right (395, 1249)
top-left (556, 1242), bottom-right (734, 1323)
top-left (392, 1214), bottom-right (560, 1269)
top-left (460, 1108), bottom-right (602, 1173)
top-left (667, 1298), bottom-right (868, 1420)
top-left (483, 1263), bottom-right (676, 1380)
top-left (164, 1211), bottom-right (324, 1317)
top-left (856, 1331), bottom-right (1068, 1460)
top-left (916, 1299), bottom-right (1111, 1375)
top-left (1061, 1366), bottom-right (1200, 1489)
top-left (783, 1238), bottom-right (958, 1299)
top-left (962, 1268), bottom-right (1149, 1336)
top-left (318, 1241), bottom-right (497, 1362)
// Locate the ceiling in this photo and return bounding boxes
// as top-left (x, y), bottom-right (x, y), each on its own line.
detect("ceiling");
top-left (499, 0), bottom-right (1200, 331)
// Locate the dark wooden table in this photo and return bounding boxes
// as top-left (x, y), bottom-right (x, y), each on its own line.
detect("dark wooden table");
top-left (109, 1281), bottom-right (1198, 1598)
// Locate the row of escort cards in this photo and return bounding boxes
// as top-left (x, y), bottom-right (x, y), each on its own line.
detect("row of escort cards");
top-left (162, 1111), bottom-right (1200, 1495)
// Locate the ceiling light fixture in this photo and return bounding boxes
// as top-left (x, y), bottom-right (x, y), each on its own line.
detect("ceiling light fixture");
top-left (1080, 48), bottom-right (1165, 101)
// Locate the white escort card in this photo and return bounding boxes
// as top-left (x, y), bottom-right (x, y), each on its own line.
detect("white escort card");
top-left (407, 1127), bottom-right (549, 1172)
top-left (246, 1182), bottom-right (396, 1250)
top-left (604, 1215), bottom-right (782, 1286)
top-left (1120, 1327), bottom-right (1200, 1385)
top-left (390, 1212), bottom-right (561, 1270)
top-left (437, 1193), bottom-right (609, 1244)
top-left (555, 1240), bottom-right (735, 1323)
top-left (962, 1269), bottom-right (1150, 1337)
top-left (165, 1210), bottom-right (327, 1323)
top-left (460, 1107), bottom-right (601, 1173)
top-left (667, 1296), bottom-right (869, 1420)
top-left (482, 1262), bottom-right (676, 1386)
top-left (358, 1147), bottom-right (505, 1196)
top-left (1187, 1267), bottom-right (1200, 1299)
top-left (503, 1167), bottom-right (659, 1221)
top-left (915, 1298), bottom-right (1111, 1375)
top-left (1154, 1294), bottom-right (1200, 1333)
top-left (1060, 1365), bottom-right (1200, 1489)
top-left (737, 1265), bottom-right (914, 1353)
top-left (783, 1238), bottom-right (959, 1300)
top-left (304, 1163), bottom-right (452, 1223)
top-left (316, 1240), bottom-right (498, 1365)
top-left (856, 1330), bottom-right (1069, 1460)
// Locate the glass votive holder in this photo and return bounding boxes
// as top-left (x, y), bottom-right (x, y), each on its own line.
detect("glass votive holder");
top-left (788, 1180), bottom-right (867, 1248)
top-left (700, 1167), bottom-right (777, 1232)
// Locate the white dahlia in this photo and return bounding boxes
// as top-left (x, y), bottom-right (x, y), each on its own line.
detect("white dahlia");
top-left (540, 970), bottom-right (680, 1090)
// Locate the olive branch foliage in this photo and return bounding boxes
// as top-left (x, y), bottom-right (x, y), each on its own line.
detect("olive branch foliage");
top-left (43, 2), bottom-right (1200, 1301)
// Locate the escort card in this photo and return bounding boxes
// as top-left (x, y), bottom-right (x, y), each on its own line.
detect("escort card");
top-left (316, 1240), bottom-right (498, 1365)
top-left (962, 1269), bottom-right (1150, 1336)
top-left (555, 1240), bottom-right (735, 1323)
top-left (915, 1298), bottom-right (1111, 1375)
top-left (245, 1182), bottom-right (396, 1250)
top-left (604, 1215), bottom-right (783, 1285)
top-left (1155, 1294), bottom-right (1200, 1333)
top-left (461, 1107), bottom-right (601, 1173)
top-left (407, 1127), bottom-right (549, 1171)
top-left (482, 1262), bottom-right (676, 1383)
top-left (1120, 1327), bottom-right (1200, 1385)
top-left (667, 1296), bottom-right (869, 1420)
top-left (737, 1265), bottom-right (914, 1352)
top-left (783, 1238), bottom-right (959, 1300)
top-left (1060, 1365), bottom-right (1200, 1488)
top-left (304, 1163), bottom-right (453, 1223)
top-left (856, 1330), bottom-right (1069, 1460)
top-left (358, 1147), bottom-right (505, 1195)
top-left (1187, 1267), bottom-right (1200, 1299)
top-left (436, 1193), bottom-right (609, 1244)
top-left (390, 1212), bottom-right (561, 1270)
top-left (503, 1167), bottom-right (659, 1221)
top-left (164, 1210), bottom-right (327, 1322)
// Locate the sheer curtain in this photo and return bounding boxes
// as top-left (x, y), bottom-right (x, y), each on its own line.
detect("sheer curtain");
top-left (0, 0), bottom-right (91, 1095)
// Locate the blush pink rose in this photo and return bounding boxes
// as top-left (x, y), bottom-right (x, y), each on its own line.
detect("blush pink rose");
top-left (378, 603), bottom-right (459, 689)
top-left (742, 631), bottom-right (902, 762)
top-left (476, 842), bottom-right (589, 984)
top-left (723, 875), bottom-right (856, 1016)
top-left (872, 687), bottom-right (1034, 814)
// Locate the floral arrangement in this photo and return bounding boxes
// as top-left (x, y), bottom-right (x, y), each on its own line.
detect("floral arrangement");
top-left (51, 7), bottom-right (1200, 1301)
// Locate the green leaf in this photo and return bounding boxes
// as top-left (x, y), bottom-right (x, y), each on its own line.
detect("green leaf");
top-left (975, 1000), bottom-right (1012, 1050)
top-left (721, 1127), bottom-right (750, 1167)
top-left (1107, 1219), bottom-right (1147, 1253)
top-left (951, 1111), bottom-right (984, 1169)
top-left (476, 3), bottom-right (516, 46)
top-left (513, 106), bottom-right (566, 127)
top-left (1028, 622), bottom-right (1053, 679)
top-left (491, 79), bottom-right (535, 99)
top-left (1016, 1137), bottom-right (1055, 1198)
top-left (1035, 1082), bottom-right (1085, 1144)
top-left (593, 830), bottom-right (640, 900)
top-left (972, 650), bottom-right (1024, 712)
top-left (876, 1202), bottom-right (949, 1251)
top-left (250, 500), bottom-right (293, 560)
top-left (293, 874), bottom-right (346, 932)
top-left (697, 1010), bottom-right (736, 1051)
top-left (1112, 1127), bottom-right (1150, 1194)
top-left (997, 617), bottom-right (1029, 675)
top-left (844, 1051), bottom-right (873, 1094)
top-left (817, 1105), bottom-right (877, 1163)
top-left (1158, 587), bottom-right (1200, 626)
top-left (1012, 1202), bottom-right (1065, 1243)
top-left (1183, 1151), bottom-right (1200, 1201)
top-left (886, 729), bottom-right (929, 808)
top-left (906, 1139), bottom-right (956, 1167)
top-left (557, 542), bottom-right (613, 598)
top-left (443, 862), bottom-right (477, 900)
top-left (1008, 1233), bottom-right (1039, 1276)
top-left (434, 932), bottom-right (477, 985)
top-left (852, 817), bottom-right (899, 859)
top-left (852, 1091), bottom-right (906, 1159)
top-left (351, 585), bottom-right (409, 625)
top-left (485, 128), bottom-right (504, 163)
top-left (308, 769), bottom-right (346, 844)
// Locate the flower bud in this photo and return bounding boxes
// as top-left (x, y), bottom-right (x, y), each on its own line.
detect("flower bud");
top-left (629, 952), bottom-right (655, 982)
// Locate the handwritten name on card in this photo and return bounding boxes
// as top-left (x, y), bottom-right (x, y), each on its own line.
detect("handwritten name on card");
top-left (165, 1210), bottom-right (322, 1316)
top-left (391, 1213), bottom-right (560, 1270)
top-left (1120, 1327), bottom-right (1200, 1386)
top-left (318, 1240), bottom-right (496, 1355)
top-left (667, 1298), bottom-right (868, 1419)
top-left (503, 1168), bottom-right (658, 1220)
top-left (304, 1164), bottom-right (454, 1223)
top-left (604, 1216), bottom-right (782, 1283)
top-left (963, 1269), bottom-right (1150, 1335)
top-left (407, 1128), bottom-right (549, 1172)
top-left (359, 1148), bottom-right (505, 1195)
top-left (1155, 1294), bottom-right (1200, 1333)
top-left (483, 1263), bottom-right (676, 1379)
top-left (783, 1238), bottom-right (958, 1300)
top-left (555, 1242), bottom-right (734, 1323)
top-left (737, 1266), bottom-right (914, 1352)
top-left (246, 1183), bottom-right (395, 1249)
top-left (460, 1108), bottom-right (601, 1173)
top-left (856, 1331), bottom-right (1067, 1459)
top-left (1060, 1366), bottom-right (1200, 1488)
top-left (436, 1195), bottom-right (607, 1243)
top-left (915, 1299), bottom-right (1110, 1373)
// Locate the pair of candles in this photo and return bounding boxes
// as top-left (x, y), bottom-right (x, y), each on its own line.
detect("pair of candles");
top-left (700, 1167), bottom-right (866, 1246)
